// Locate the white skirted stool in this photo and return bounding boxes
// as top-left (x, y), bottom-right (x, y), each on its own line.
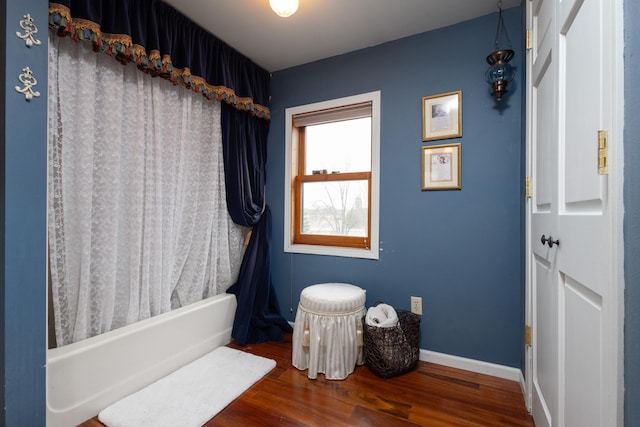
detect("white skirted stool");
top-left (292, 283), bottom-right (366, 380)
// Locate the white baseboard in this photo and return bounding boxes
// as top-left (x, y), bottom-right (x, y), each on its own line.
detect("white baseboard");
top-left (420, 349), bottom-right (524, 384)
top-left (518, 370), bottom-right (527, 404)
top-left (290, 320), bottom-right (527, 394)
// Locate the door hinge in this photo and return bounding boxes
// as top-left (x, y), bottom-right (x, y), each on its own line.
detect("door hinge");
top-left (526, 29), bottom-right (533, 50)
top-left (598, 130), bottom-right (609, 175)
top-left (525, 177), bottom-right (532, 199)
top-left (525, 325), bottom-right (532, 347)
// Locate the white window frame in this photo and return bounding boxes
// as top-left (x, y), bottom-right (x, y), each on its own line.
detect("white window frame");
top-left (284, 91), bottom-right (380, 259)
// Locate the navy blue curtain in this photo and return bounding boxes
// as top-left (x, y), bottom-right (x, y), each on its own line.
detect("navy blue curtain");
top-left (223, 105), bottom-right (292, 344)
top-left (49, 0), bottom-right (292, 344)
top-left (49, 0), bottom-right (270, 117)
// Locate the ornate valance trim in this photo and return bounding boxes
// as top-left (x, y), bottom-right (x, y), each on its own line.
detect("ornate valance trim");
top-left (48, 2), bottom-right (271, 119)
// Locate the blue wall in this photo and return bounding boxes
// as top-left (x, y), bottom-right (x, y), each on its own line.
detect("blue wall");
top-left (268, 8), bottom-right (524, 368)
top-left (1, 2), bottom-right (633, 423)
top-left (1, 0), bottom-right (48, 424)
top-left (624, 0), bottom-right (640, 425)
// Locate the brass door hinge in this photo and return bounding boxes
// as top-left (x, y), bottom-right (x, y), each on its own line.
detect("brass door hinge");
top-left (525, 177), bottom-right (532, 199)
top-left (598, 130), bottom-right (609, 175)
top-left (525, 325), bottom-right (532, 347)
top-left (526, 29), bottom-right (533, 50)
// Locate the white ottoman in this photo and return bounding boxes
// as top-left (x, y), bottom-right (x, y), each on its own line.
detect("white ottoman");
top-left (292, 283), bottom-right (366, 380)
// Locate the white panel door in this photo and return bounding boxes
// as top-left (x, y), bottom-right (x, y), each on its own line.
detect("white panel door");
top-left (527, 0), bottom-right (622, 426)
top-left (529, 0), bottom-right (558, 424)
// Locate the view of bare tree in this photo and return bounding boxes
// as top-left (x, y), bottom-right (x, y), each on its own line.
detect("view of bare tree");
top-left (302, 181), bottom-right (367, 236)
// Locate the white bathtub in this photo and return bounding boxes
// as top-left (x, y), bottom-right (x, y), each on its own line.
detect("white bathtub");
top-left (46, 293), bottom-right (237, 427)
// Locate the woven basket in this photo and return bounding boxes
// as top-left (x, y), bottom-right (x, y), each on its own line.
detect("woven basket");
top-left (363, 309), bottom-right (421, 379)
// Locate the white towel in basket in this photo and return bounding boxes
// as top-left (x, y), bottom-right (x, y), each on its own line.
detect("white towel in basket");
top-left (365, 304), bottom-right (399, 328)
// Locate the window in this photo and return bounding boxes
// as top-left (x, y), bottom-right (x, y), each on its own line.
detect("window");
top-left (284, 91), bottom-right (380, 259)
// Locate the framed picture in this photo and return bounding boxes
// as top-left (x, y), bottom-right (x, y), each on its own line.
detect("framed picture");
top-left (422, 91), bottom-right (462, 141)
top-left (421, 143), bottom-right (461, 190)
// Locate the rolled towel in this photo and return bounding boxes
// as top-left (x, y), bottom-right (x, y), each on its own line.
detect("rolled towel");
top-left (366, 306), bottom-right (388, 326)
top-left (365, 303), bottom-right (399, 328)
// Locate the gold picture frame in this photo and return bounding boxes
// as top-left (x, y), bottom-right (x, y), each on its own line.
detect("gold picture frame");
top-left (422, 91), bottom-right (462, 141)
top-left (421, 143), bottom-right (461, 190)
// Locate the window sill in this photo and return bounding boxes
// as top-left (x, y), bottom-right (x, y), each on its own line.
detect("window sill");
top-left (284, 242), bottom-right (379, 260)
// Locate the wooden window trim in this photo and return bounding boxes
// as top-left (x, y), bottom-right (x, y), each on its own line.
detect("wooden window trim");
top-left (284, 90), bottom-right (380, 260)
top-left (292, 126), bottom-right (372, 249)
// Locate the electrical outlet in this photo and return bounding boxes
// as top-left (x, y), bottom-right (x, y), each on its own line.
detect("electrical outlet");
top-left (410, 296), bottom-right (422, 315)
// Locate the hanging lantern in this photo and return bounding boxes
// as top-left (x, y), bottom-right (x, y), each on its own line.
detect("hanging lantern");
top-left (485, 2), bottom-right (515, 101)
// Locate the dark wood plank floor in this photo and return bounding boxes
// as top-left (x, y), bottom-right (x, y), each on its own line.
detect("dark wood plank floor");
top-left (80, 334), bottom-right (534, 426)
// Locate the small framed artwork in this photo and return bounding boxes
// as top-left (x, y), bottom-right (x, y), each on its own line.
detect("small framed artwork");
top-left (421, 143), bottom-right (461, 190)
top-left (422, 91), bottom-right (462, 141)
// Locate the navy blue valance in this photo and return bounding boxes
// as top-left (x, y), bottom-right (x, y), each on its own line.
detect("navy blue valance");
top-left (48, 0), bottom-right (271, 119)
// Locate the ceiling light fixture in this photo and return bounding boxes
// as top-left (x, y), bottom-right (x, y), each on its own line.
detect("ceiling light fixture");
top-left (485, 1), bottom-right (516, 101)
top-left (270, 0), bottom-right (299, 18)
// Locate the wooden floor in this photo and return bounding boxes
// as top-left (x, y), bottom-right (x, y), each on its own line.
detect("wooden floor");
top-left (81, 334), bottom-right (534, 426)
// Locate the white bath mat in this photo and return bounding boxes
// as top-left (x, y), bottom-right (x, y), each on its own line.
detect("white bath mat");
top-left (98, 346), bottom-right (276, 427)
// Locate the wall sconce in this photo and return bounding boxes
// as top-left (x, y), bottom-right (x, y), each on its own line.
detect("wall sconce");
top-left (485, 2), bottom-right (515, 101)
top-left (270, 0), bottom-right (299, 18)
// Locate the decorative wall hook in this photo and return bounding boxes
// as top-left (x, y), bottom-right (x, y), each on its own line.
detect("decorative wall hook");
top-left (15, 67), bottom-right (40, 101)
top-left (16, 14), bottom-right (41, 47)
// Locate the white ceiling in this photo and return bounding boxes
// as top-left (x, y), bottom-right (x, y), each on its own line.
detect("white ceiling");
top-left (163, 0), bottom-right (522, 73)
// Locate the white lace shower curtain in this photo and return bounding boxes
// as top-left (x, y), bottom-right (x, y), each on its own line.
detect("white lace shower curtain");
top-left (48, 35), bottom-right (246, 346)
